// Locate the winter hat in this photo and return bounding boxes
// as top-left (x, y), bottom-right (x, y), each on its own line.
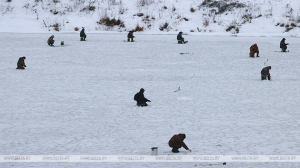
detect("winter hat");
top-left (268, 66), bottom-right (271, 69)
top-left (140, 88), bottom-right (145, 92)
top-left (179, 133), bottom-right (186, 139)
top-left (23, 56), bottom-right (26, 59)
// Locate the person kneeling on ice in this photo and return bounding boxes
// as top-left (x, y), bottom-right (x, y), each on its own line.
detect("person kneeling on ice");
top-left (134, 88), bottom-right (151, 107)
top-left (16, 56), bottom-right (26, 69)
top-left (80, 27), bottom-right (86, 41)
top-left (177, 31), bottom-right (185, 44)
top-left (280, 38), bottom-right (289, 52)
top-left (250, 43), bottom-right (259, 57)
top-left (47, 35), bottom-right (55, 46)
top-left (127, 31), bottom-right (134, 42)
top-left (169, 133), bottom-right (191, 153)
top-left (261, 66), bottom-right (271, 80)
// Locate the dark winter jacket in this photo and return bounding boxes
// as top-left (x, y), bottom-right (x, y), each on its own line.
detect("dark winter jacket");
top-left (127, 31), bottom-right (134, 38)
top-left (47, 35), bottom-right (54, 45)
top-left (177, 32), bottom-right (183, 40)
top-left (169, 134), bottom-right (189, 150)
top-left (261, 66), bottom-right (271, 75)
top-left (17, 57), bottom-right (26, 68)
top-left (280, 39), bottom-right (287, 48)
top-left (80, 28), bottom-right (86, 37)
top-left (250, 44), bottom-right (259, 54)
top-left (134, 88), bottom-right (150, 104)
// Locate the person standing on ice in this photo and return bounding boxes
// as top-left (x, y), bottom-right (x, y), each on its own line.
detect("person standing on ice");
top-left (280, 38), bottom-right (289, 52)
top-left (127, 30), bottom-right (134, 42)
top-left (169, 133), bottom-right (192, 153)
top-left (16, 56), bottom-right (26, 69)
top-left (261, 66), bottom-right (271, 80)
top-left (250, 43), bottom-right (259, 57)
top-left (177, 31), bottom-right (185, 44)
top-left (80, 27), bottom-right (86, 41)
top-left (47, 35), bottom-right (55, 46)
top-left (134, 88), bottom-right (151, 107)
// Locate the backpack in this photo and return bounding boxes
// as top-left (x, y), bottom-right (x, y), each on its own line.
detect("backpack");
top-left (134, 92), bottom-right (138, 101)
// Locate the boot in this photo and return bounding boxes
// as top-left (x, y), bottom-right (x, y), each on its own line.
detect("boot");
top-left (172, 147), bottom-right (179, 153)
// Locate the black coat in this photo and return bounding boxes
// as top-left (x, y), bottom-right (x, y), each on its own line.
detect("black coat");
top-left (127, 31), bottom-right (134, 38)
top-left (261, 66), bottom-right (271, 75)
top-left (177, 33), bottom-right (183, 40)
top-left (17, 57), bottom-right (26, 67)
top-left (80, 29), bottom-right (86, 37)
top-left (280, 39), bottom-right (287, 48)
top-left (135, 91), bottom-right (149, 104)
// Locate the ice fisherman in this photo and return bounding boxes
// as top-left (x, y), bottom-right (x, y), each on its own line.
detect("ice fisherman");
top-left (80, 27), bottom-right (86, 41)
top-left (168, 133), bottom-right (192, 153)
top-left (250, 43), bottom-right (259, 57)
top-left (177, 31), bottom-right (185, 44)
top-left (261, 66), bottom-right (271, 80)
top-left (134, 88), bottom-right (151, 107)
top-left (280, 38), bottom-right (289, 52)
top-left (47, 35), bottom-right (55, 46)
top-left (16, 56), bottom-right (26, 69)
top-left (127, 31), bottom-right (134, 42)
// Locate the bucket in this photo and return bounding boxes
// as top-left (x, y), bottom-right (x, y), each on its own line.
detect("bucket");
top-left (151, 147), bottom-right (158, 155)
top-left (61, 41), bottom-right (64, 45)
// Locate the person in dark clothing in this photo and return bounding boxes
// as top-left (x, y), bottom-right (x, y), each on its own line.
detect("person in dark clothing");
top-left (47, 35), bottom-right (55, 46)
top-left (127, 31), bottom-right (134, 42)
top-left (169, 133), bottom-right (192, 153)
top-left (280, 38), bottom-right (288, 52)
top-left (16, 56), bottom-right (26, 69)
top-left (80, 27), bottom-right (86, 41)
top-left (261, 66), bottom-right (271, 80)
top-left (250, 43), bottom-right (259, 57)
top-left (177, 31), bottom-right (185, 44)
top-left (134, 88), bottom-right (151, 107)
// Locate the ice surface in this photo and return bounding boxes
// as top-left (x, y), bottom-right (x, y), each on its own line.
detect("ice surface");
top-left (0, 33), bottom-right (300, 167)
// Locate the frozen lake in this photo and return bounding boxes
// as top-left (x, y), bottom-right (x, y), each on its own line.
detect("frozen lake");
top-left (0, 33), bottom-right (300, 168)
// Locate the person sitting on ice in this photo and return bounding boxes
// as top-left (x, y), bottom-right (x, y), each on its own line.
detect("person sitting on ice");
top-left (127, 31), bottom-right (134, 42)
top-left (169, 133), bottom-right (192, 153)
top-left (250, 43), bottom-right (259, 57)
top-left (280, 38), bottom-right (289, 52)
top-left (47, 35), bottom-right (55, 46)
top-left (177, 31), bottom-right (185, 44)
top-left (16, 56), bottom-right (26, 69)
top-left (134, 88), bottom-right (151, 107)
top-left (80, 27), bottom-right (86, 41)
top-left (261, 66), bottom-right (271, 80)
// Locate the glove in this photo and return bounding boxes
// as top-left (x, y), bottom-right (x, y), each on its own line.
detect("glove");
top-left (148, 100), bottom-right (151, 102)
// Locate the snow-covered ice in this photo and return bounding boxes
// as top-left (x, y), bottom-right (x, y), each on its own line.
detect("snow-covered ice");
top-left (0, 33), bottom-right (300, 167)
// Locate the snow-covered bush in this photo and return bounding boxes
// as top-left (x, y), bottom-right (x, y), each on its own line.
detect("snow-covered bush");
top-left (134, 24), bottom-right (144, 31)
top-left (97, 17), bottom-right (125, 28)
top-left (159, 22), bottom-right (171, 31)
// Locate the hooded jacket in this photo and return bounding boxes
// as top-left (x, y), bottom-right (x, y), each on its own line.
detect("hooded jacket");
top-left (128, 31), bottom-right (134, 38)
top-left (261, 66), bottom-right (271, 75)
top-left (47, 35), bottom-right (54, 44)
top-left (280, 38), bottom-right (287, 48)
top-left (80, 28), bottom-right (86, 37)
top-left (250, 44), bottom-right (259, 54)
top-left (168, 134), bottom-right (189, 150)
top-left (135, 88), bottom-right (149, 104)
top-left (17, 57), bottom-right (26, 67)
top-left (177, 32), bottom-right (183, 40)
